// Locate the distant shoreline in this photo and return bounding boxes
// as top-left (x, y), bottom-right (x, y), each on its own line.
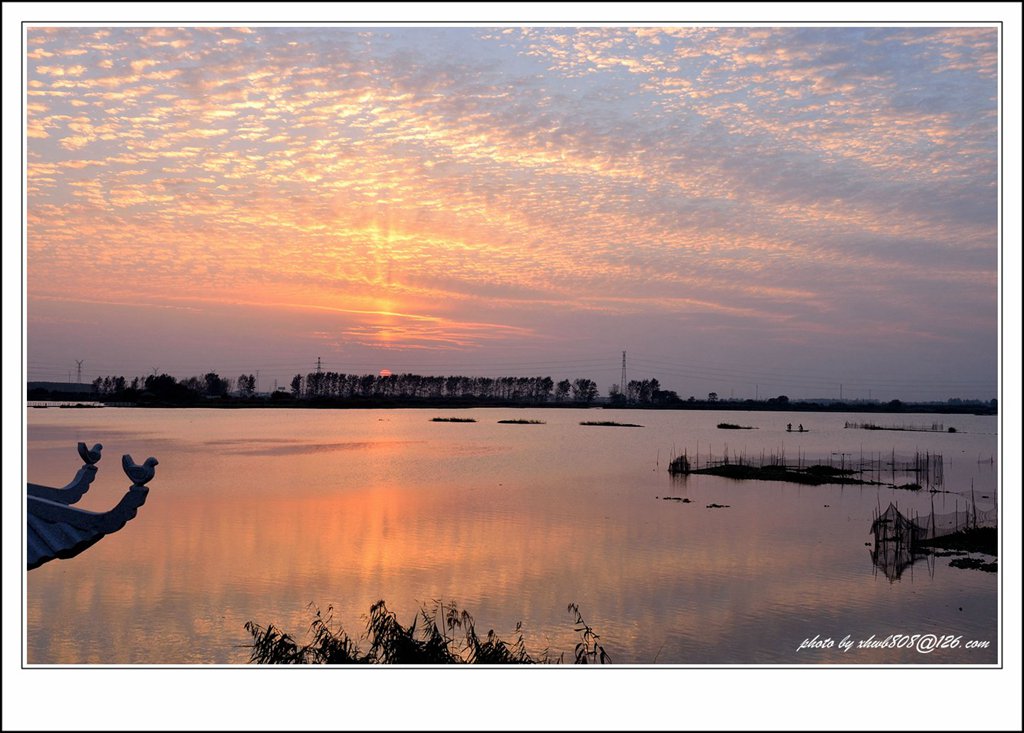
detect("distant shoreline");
top-left (24, 394), bottom-right (997, 416)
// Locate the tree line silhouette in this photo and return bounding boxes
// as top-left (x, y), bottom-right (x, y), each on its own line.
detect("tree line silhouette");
top-left (30, 371), bottom-right (992, 414)
top-left (88, 372), bottom-right (234, 401)
top-left (292, 372), bottom-right (602, 403)
top-left (66, 371), bottom-right (694, 408)
top-left (608, 378), bottom-right (682, 405)
top-left (77, 371), bottom-right (618, 405)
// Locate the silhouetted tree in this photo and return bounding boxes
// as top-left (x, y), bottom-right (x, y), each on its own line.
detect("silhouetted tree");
top-left (143, 373), bottom-right (195, 402)
top-left (652, 388), bottom-right (680, 405)
top-left (237, 373), bottom-right (256, 397)
top-left (627, 378), bottom-right (661, 404)
top-left (204, 372), bottom-right (229, 397)
top-left (571, 378), bottom-right (598, 403)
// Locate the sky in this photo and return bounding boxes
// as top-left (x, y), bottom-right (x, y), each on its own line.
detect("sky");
top-left (23, 23), bottom-right (1003, 401)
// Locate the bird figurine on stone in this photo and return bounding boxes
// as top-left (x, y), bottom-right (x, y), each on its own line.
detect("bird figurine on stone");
top-left (122, 454), bottom-right (159, 486)
top-left (77, 442), bottom-right (103, 465)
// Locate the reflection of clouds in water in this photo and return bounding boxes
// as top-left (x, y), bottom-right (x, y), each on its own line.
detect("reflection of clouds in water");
top-left (27, 423), bottom-right (159, 441)
top-left (202, 437), bottom-right (503, 456)
top-left (222, 439), bottom-right (423, 456)
top-left (435, 443), bottom-right (510, 457)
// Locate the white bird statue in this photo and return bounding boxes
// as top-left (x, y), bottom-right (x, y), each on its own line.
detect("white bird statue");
top-left (122, 454), bottom-right (159, 486)
top-left (77, 442), bottom-right (103, 465)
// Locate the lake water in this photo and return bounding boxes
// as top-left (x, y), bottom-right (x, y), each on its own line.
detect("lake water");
top-left (25, 407), bottom-right (999, 665)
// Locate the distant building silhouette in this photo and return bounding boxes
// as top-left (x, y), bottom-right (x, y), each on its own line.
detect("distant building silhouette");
top-left (28, 381), bottom-right (93, 394)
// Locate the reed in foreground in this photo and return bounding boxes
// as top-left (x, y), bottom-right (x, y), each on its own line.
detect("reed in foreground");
top-left (245, 600), bottom-right (611, 664)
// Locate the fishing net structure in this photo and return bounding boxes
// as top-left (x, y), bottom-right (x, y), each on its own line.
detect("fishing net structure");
top-left (869, 492), bottom-right (997, 583)
top-left (872, 494), bottom-right (997, 542)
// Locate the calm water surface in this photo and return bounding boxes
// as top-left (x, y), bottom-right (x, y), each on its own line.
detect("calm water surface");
top-left (26, 408), bottom-right (999, 664)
